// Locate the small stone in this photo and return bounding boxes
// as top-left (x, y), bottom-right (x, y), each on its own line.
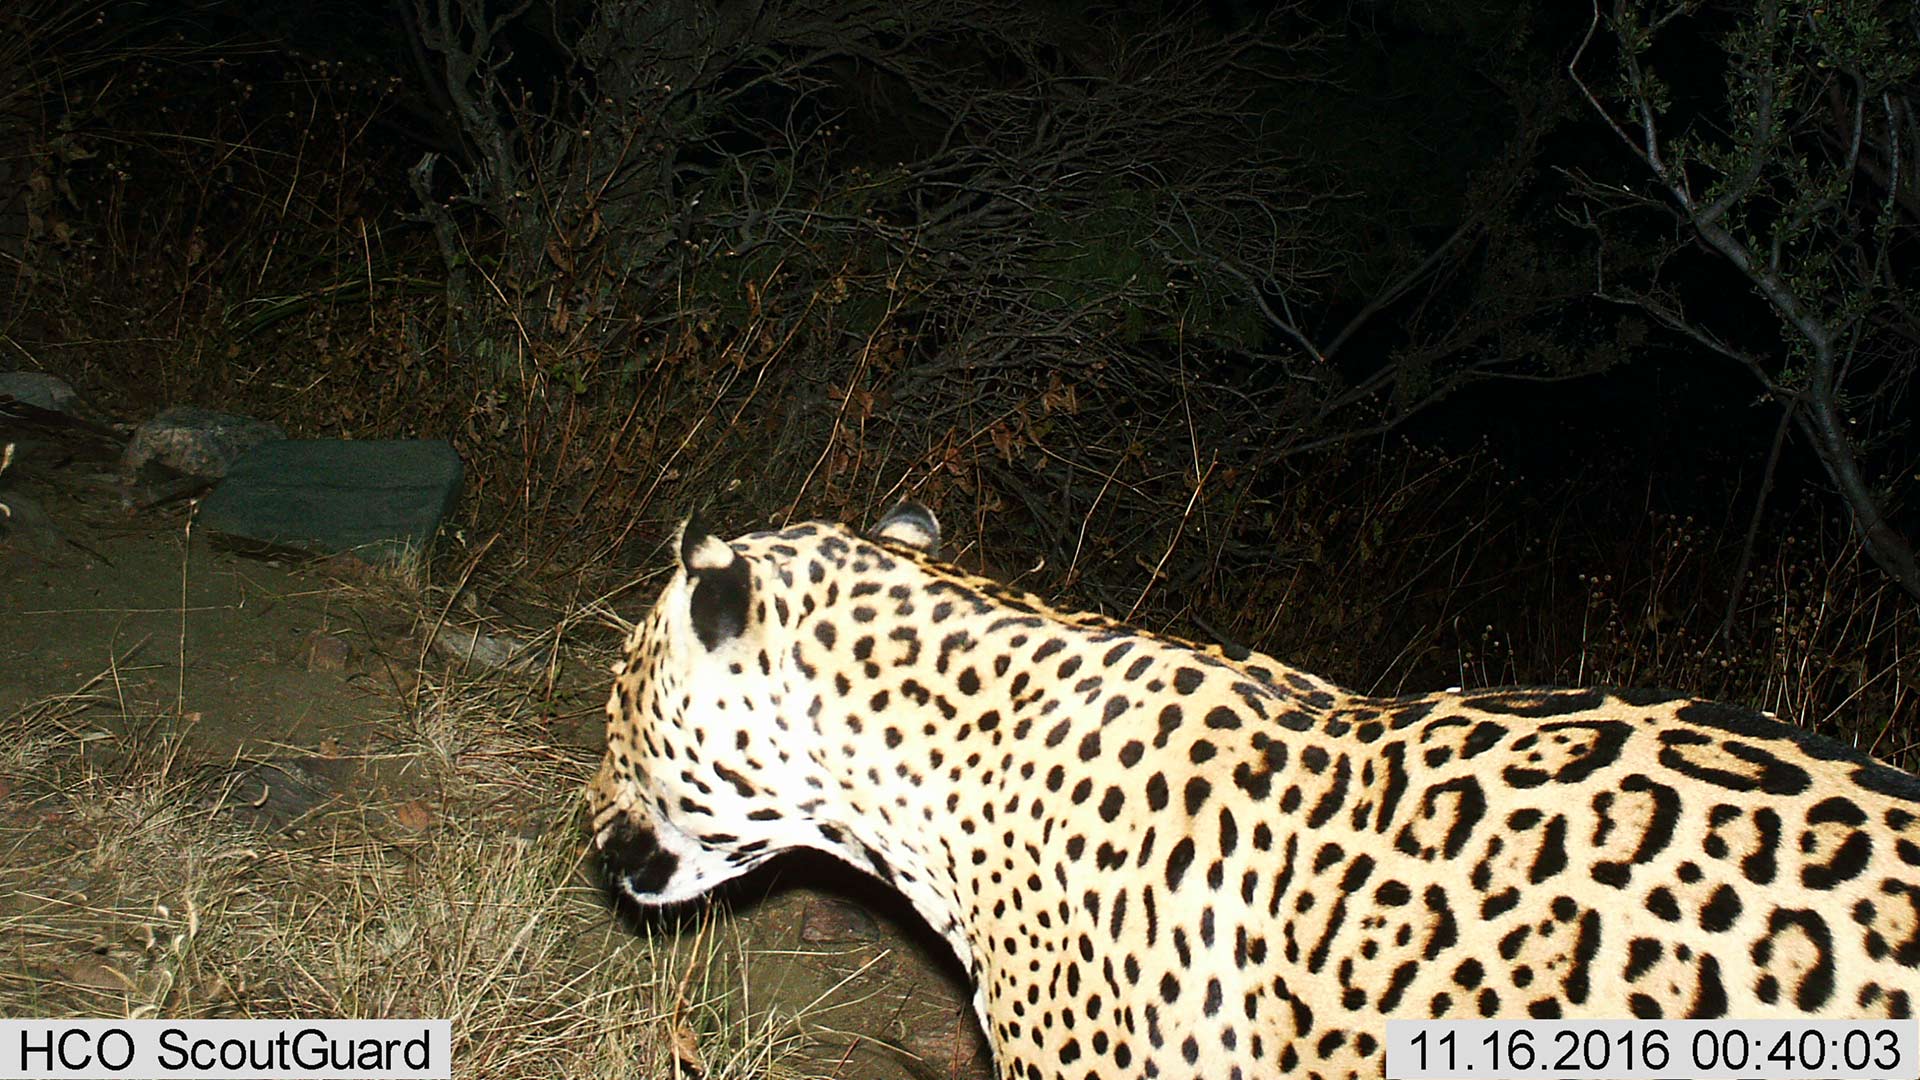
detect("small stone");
top-left (212, 760), bottom-right (335, 829)
top-left (799, 897), bottom-right (880, 942)
top-left (60, 956), bottom-right (133, 992)
top-left (0, 491), bottom-right (67, 553)
top-left (392, 800), bottom-right (435, 832)
top-left (429, 624), bottom-right (538, 672)
top-left (904, 1017), bottom-right (994, 1078)
top-left (389, 666), bottom-right (420, 696)
top-left (304, 631), bottom-right (352, 672)
top-left (0, 372), bottom-right (77, 413)
top-left (122, 407), bottom-right (285, 479)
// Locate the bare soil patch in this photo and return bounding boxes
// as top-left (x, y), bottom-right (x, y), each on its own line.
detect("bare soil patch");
top-left (0, 421), bottom-right (989, 1079)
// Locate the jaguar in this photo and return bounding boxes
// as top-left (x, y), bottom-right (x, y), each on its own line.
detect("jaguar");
top-left (587, 502), bottom-right (1920, 1080)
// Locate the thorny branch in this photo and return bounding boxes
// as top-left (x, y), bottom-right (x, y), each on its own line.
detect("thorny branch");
top-left (1568, 0), bottom-right (1920, 598)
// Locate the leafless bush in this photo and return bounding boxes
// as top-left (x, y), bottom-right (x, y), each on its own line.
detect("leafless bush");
top-left (394, 0), bottom-right (1353, 572)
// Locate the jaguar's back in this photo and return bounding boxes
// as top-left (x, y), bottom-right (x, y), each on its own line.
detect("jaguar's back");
top-left (588, 503), bottom-right (1920, 1079)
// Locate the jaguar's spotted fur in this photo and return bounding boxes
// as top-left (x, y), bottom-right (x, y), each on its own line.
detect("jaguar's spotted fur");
top-left (588, 504), bottom-right (1920, 1079)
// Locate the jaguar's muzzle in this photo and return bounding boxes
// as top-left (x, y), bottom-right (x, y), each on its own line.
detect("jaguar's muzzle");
top-left (598, 814), bottom-right (683, 901)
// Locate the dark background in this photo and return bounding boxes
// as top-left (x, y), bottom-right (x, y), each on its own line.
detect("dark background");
top-left (3, 0), bottom-right (1914, 758)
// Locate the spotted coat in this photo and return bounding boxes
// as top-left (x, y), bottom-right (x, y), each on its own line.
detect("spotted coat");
top-left (588, 504), bottom-right (1920, 1080)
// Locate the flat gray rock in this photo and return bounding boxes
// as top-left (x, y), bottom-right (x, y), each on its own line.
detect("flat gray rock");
top-left (123, 406), bottom-right (285, 478)
top-left (198, 439), bottom-right (462, 563)
top-left (0, 372), bottom-right (77, 413)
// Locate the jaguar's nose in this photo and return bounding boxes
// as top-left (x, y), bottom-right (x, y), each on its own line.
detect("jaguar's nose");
top-left (598, 814), bottom-right (681, 899)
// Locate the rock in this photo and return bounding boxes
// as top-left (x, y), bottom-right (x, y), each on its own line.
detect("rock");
top-left (121, 406), bottom-right (285, 479)
top-left (0, 371), bottom-right (77, 413)
top-left (197, 439), bottom-right (462, 564)
top-left (303, 630), bottom-right (353, 672)
top-left (428, 624), bottom-right (540, 673)
top-left (203, 759), bottom-right (339, 830)
top-left (0, 489), bottom-right (69, 555)
top-left (391, 800), bottom-right (435, 832)
top-left (59, 956), bottom-right (133, 993)
top-left (799, 897), bottom-right (881, 942)
top-left (903, 1018), bottom-right (994, 1078)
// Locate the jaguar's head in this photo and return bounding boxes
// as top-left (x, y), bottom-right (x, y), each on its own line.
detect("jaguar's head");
top-left (586, 503), bottom-right (940, 906)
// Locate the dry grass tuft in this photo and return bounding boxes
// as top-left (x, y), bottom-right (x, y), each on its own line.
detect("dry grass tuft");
top-left (0, 652), bottom-right (826, 1079)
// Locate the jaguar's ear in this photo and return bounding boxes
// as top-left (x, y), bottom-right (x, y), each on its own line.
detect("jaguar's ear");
top-left (678, 513), bottom-right (750, 650)
top-left (871, 501), bottom-right (941, 553)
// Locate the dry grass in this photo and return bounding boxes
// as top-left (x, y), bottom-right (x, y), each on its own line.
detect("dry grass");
top-left (1539, 518), bottom-right (1917, 764)
top-left (0, 646), bottom-right (830, 1079)
top-left (1148, 444), bottom-right (1917, 773)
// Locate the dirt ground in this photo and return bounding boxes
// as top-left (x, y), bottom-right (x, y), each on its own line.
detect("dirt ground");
top-left (0, 412), bottom-right (992, 1079)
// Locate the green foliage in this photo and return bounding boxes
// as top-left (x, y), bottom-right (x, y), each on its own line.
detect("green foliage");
top-left (1575, 0), bottom-right (1920, 594)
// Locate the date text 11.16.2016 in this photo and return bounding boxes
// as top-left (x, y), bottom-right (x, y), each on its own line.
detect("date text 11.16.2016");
top-left (1386, 1019), bottom-right (1916, 1079)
